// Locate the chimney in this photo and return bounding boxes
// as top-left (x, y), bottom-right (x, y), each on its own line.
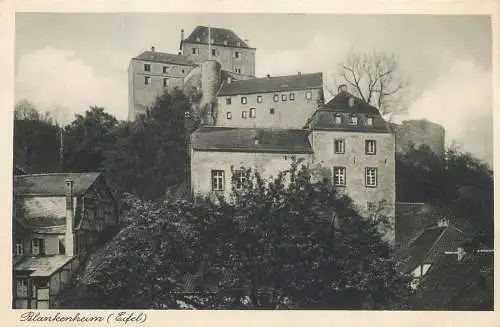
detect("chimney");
top-left (65, 178), bottom-right (74, 257)
top-left (151, 46), bottom-right (155, 52)
top-left (266, 74), bottom-right (270, 79)
top-left (338, 84), bottom-right (348, 94)
top-left (457, 247), bottom-right (465, 261)
top-left (181, 29), bottom-right (185, 41)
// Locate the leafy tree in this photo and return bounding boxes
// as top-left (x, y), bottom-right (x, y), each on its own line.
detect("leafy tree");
top-left (63, 106), bottom-right (118, 172)
top-left (61, 162), bottom-right (412, 309)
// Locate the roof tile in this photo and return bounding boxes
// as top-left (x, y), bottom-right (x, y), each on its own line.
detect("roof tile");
top-left (184, 26), bottom-right (251, 49)
top-left (134, 51), bottom-right (194, 66)
top-left (14, 172), bottom-right (101, 196)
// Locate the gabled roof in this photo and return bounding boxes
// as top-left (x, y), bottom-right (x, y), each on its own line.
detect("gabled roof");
top-left (14, 255), bottom-right (75, 277)
top-left (218, 72), bottom-right (323, 96)
top-left (183, 25), bottom-right (252, 49)
top-left (396, 224), bottom-right (471, 274)
top-left (14, 172), bottom-right (101, 196)
top-left (395, 202), bottom-right (441, 249)
top-left (133, 51), bottom-right (194, 66)
top-left (191, 126), bottom-right (313, 154)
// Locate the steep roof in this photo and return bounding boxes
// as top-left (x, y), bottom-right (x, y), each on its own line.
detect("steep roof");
top-left (395, 202), bottom-right (441, 249)
top-left (218, 72), bottom-right (323, 96)
top-left (184, 25), bottom-right (252, 49)
top-left (133, 51), bottom-right (194, 66)
top-left (396, 224), bottom-right (471, 274)
top-left (14, 255), bottom-right (75, 277)
top-left (191, 126), bottom-right (313, 154)
top-left (14, 172), bottom-right (101, 196)
top-left (307, 91), bottom-right (391, 133)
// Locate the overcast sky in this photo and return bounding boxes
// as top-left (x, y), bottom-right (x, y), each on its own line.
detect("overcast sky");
top-left (15, 13), bottom-right (492, 165)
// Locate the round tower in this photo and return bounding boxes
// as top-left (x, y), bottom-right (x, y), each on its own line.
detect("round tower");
top-left (394, 119), bottom-right (446, 156)
top-left (200, 60), bottom-right (221, 125)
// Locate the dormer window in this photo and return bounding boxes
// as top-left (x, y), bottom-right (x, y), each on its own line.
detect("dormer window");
top-left (144, 64), bottom-right (151, 72)
top-left (349, 115), bottom-right (358, 125)
top-left (236, 41), bottom-right (241, 47)
top-left (15, 240), bottom-right (23, 255)
top-left (31, 238), bottom-right (45, 256)
top-left (224, 40), bottom-right (228, 45)
top-left (196, 37), bottom-right (200, 42)
top-left (334, 114), bottom-right (342, 124)
top-left (366, 116), bottom-right (374, 126)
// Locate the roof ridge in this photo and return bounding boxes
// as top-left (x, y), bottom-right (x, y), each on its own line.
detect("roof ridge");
top-left (15, 172), bottom-right (101, 178)
top-left (423, 225), bottom-right (450, 262)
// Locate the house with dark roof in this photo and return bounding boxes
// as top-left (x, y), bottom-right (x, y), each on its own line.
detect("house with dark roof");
top-left (215, 72), bottom-right (324, 129)
top-left (12, 172), bottom-right (119, 309)
top-left (191, 86), bottom-right (396, 243)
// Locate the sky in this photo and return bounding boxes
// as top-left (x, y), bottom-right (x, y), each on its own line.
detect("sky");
top-left (15, 13), bottom-right (493, 165)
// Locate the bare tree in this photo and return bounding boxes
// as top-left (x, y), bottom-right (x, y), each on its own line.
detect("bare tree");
top-left (329, 50), bottom-right (408, 113)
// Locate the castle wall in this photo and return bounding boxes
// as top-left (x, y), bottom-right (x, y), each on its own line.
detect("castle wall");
top-left (216, 88), bottom-right (324, 129)
top-left (391, 120), bottom-right (445, 156)
top-left (183, 42), bottom-right (256, 77)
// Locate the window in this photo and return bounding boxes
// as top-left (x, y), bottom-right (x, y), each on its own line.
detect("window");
top-left (192, 48), bottom-right (197, 54)
top-left (249, 108), bottom-right (256, 118)
top-left (349, 115), bottom-right (358, 125)
top-left (226, 97), bottom-right (232, 105)
top-left (235, 51), bottom-right (240, 58)
top-left (144, 64), bottom-right (151, 72)
top-left (234, 67), bottom-right (241, 74)
top-left (273, 94), bottom-right (279, 102)
top-left (224, 40), bottom-right (228, 45)
top-left (305, 91), bottom-right (312, 100)
top-left (365, 168), bottom-right (377, 187)
top-left (59, 239), bottom-right (66, 255)
top-left (367, 202), bottom-right (377, 212)
top-left (281, 94), bottom-right (287, 101)
top-left (257, 95), bottom-right (263, 103)
top-left (37, 278), bottom-right (49, 288)
top-left (211, 170), bottom-right (225, 191)
top-left (334, 139), bottom-right (345, 154)
top-left (163, 78), bottom-right (169, 88)
top-left (31, 238), bottom-right (45, 256)
top-left (241, 97), bottom-right (247, 104)
top-left (335, 114), bottom-right (342, 125)
top-left (15, 240), bottom-right (23, 255)
top-left (366, 116), bottom-right (374, 126)
top-left (211, 49), bottom-right (216, 56)
top-left (269, 108), bottom-right (275, 115)
top-left (144, 76), bottom-right (151, 85)
top-left (182, 69), bottom-right (185, 74)
top-left (242, 111), bottom-right (248, 119)
top-left (236, 42), bottom-right (241, 47)
top-left (16, 279), bottom-right (28, 298)
top-left (163, 66), bottom-right (168, 73)
top-left (333, 167), bottom-right (346, 186)
top-left (290, 93), bottom-right (295, 101)
top-left (226, 112), bottom-right (232, 119)
top-left (233, 170), bottom-right (246, 190)
top-left (365, 140), bottom-right (376, 155)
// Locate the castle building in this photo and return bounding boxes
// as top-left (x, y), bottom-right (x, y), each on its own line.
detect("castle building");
top-left (191, 85), bottom-right (396, 242)
top-left (215, 73), bottom-right (324, 129)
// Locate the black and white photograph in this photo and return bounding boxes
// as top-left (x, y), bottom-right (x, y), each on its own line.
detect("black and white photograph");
top-left (10, 8), bottom-right (494, 314)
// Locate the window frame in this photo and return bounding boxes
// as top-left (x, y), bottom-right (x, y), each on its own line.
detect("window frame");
top-left (162, 66), bottom-right (168, 73)
top-left (211, 48), bottom-right (217, 56)
top-left (366, 116), bottom-right (374, 126)
top-left (305, 91), bottom-right (312, 100)
top-left (163, 78), bottom-right (169, 88)
top-left (211, 170), bottom-right (225, 192)
top-left (226, 112), bottom-right (232, 120)
top-left (257, 95), bottom-right (263, 103)
top-left (269, 108), bottom-right (275, 115)
top-left (15, 240), bottom-right (24, 255)
top-left (273, 94), bottom-right (279, 102)
top-left (334, 139), bottom-right (345, 154)
top-left (290, 93), bottom-right (295, 101)
top-left (144, 64), bottom-right (151, 72)
top-left (16, 279), bottom-right (28, 298)
top-left (235, 51), bottom-right (240, 59)
top-left (365, 167), bottom-right (378, 188)
top-left (31, 238), bottom-right (45, 256)
top-left (349, 115), bottom-right (358, 125)
top-left (333, 166), bottom-right (346, 187)
top-left (234, 67), bottom-right (241, 74)
top-left (232, 170), bottom-right (246, 190)
top-left (365, 140), bottom-right (377, 155)
top-left (241, 96), bottom-right (247, 104)
top-left (334, 114), bottom-right (342, 125)
top-left (281, 94), bottom-right (287, 101)
top-left (249, 108), bottom-right (256, 118)
top-left (241, 111), bottom-right (248, 119)
top-left (226, 97), bottom-right (232, 105)
top-left (144, 76), bottom-right (151, 85)
top-left (192, 48), bottom-right (197, 54)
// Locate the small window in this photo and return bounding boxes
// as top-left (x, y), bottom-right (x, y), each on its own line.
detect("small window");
top-left (365, 140), bottom-right (376, 155)
top-left (235, 51), bottom-right (240, 58)
top-left (335, 114), bottom-right (342, 124)
top-left (273, 94), bottom-right (279, 102)
top-left (241, 97), bottom-right (247, 104)
top-left (257, 95), bottom-right (263, 103)
top-left (226, 97), bottom-right (232, 105)
top-left (334, 139), bottom-right (345, 154)
top-left (365, 168), bottom-right (377, 187)
top-left (366, 116), bottom-right (374, 126)
top-left (15, 240), bottom-right (23, 255)
top-left (290, 93), bottom-right (295, 101)
top-left (163, 66), bottom-right (168, 73)
top-left (212, 49), bottom-right (216, 56)
top-left (144, 64), bottom-right (151, 72)
top-left (233, 170), bottom-right (246, 190)
top-left (234, 67), bottom-right (241, 74)
top-left (224, 40), bottom-right (228, 45)
top-left (59, 239), bottom-right (66, 254)
top-left (37, 278), bottom-right (49, 288)
top-left (163, 78), bottom-right (169, 88)
top-left (192, 48), bottom-right (197, 54)
top-left (367, 202), bottom-right (377, 212)
top-left (211, 170), bottom-right (225, 191)
top-left (242, 111), bottom-right (248, 119)
top-left (16, 279), bottom-right (28, 298)
top-left (269, 108), bottom-right (275, 115)
top-left (182, 69), bottom-right (185, 74)
top-left (349, 115), bottom-right (358, 125)
top-left (144, 76), bottom-right (151, 85)
top-left (333, 167), bottom-right (346, 186)
top-left (236, 42), bottom-right (241, 47)
top-left (305, 91), bottom-right (312, 100)
top-left (226, 112), bottom-right (232, 120)
top-left (31, 238), bottom-right (45, 256)
top-left (249, 108), bottom-right (256, 118)
top-left (281, 94), bottom-right (287, 101)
